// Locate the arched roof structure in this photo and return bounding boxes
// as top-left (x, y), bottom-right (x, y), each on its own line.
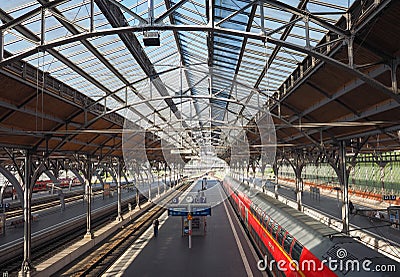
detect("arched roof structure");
top-left (0, 0), bottom-right (398, 165)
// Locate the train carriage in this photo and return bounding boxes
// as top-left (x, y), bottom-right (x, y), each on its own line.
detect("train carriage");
top-left (223, 176), bottom-right (398, 277)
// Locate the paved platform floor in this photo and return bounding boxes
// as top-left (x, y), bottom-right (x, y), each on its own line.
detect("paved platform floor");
top-left (104, 184), bottom-right (266, 277)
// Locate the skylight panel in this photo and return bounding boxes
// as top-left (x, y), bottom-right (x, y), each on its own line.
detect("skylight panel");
top-left (1, 1), bottom-right (39, 18)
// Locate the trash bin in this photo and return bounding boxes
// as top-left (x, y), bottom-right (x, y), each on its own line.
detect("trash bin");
top-left (388, 206), bottom-right (400, 230)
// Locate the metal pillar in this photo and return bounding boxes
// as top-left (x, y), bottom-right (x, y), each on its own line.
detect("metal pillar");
top-left (346, 13), bottom-right (354, 68)
top-left (164, 164), bottom-right (167, 192)
top-left (21, 151), bottom-right (33, 276)
top-left (40, 8), bottom-right (45, 45)
top-left (135, 187), bottom-right (140, 209)
top-left (85, 158), bottom-right (93, 239)
top-left (379, 162), bottom-right (387, 195)
top-left (340, 141), bottom-right (350, 235)
top-left (148, 0), bottom-right (154, 24)
top-left (90, 0), bottom-right (95, 32)
top-left (157, 166), bottom-right (160, 196)
top-left (169, 166), bottom-right (172, 188)
top-left (0, 31), bottom-right (4, 62)
top-left (116, 160), bottom-right (123, 221)
top-left (274, 165), bottom-right (279, 199)
top-left (145, 170), bottom-right (151, 202)
top-left (391, 59), bottom-right (398, 93)
top-left (296, 175), bottom-right (302, 211)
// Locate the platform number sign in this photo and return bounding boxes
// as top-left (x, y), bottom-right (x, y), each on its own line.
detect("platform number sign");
top-left (171, 197), bottom-right (179, 204)
top-left (383, 195), bottom-right (397, 201)
top-left (0, 203), bottom-right (10, 209)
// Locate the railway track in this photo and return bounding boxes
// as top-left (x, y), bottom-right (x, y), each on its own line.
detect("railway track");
top-left (4, 189), bottom-right (103, 219)
top-left (57, 182), bottom-right (190, 276)
top-left (0, 194), bottom-right (142, 276)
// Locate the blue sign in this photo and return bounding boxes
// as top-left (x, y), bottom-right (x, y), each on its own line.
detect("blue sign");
top-left (0, 203), bottom-right (10, 209)
top-left (168, 205), bottom-right (211, 216)
top-left (192, 207), bottom-right (211, 216)
top-left (383, 195), bottom-right (397, 201)
top-left (168, 208), bottom-right (188, 216)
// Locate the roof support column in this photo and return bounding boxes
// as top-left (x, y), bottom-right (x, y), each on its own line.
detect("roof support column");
top-left (142, 170), bottom-right (151, 202)
top-left (21, 151), bottom-right (33, 276)
top-left (116, 159), bottom-right (123, 221)
top-left (132, 171), bottom-right (141, 210)
top-left (259, 1), bottom-right (265, 34)
top-left (40, 7), bottom-right (45, 45)
top-left (304, 16), bottom-right (310, 49)
top-left (260, 162), bottom-right (266, 192)
top-left (148, 0), bottom-right (155, 25)
top-left (339, 141), bottom-right (350, 235)
top-left (273, 162), bottom-right (279, 199)
top-left (90, 0), bottom-right (95, 32)
top-left (169, 165), bottom-right (173, 188)
top-left (84, 157), bottom-right (93, 239)
top-left (156, 163), bottom-right (160, 196)
top-left (391, 59), bottom-right (398, 93)
top-left (286, 153), bottom-right (305, 211)
top-left (295, 166), bottom-right (304, 212)
top-left (0, 31), bottom-right (4, 62)
top-left (163, 163), bottom-right (167, 192)
top-left (346, 12), bottom-right (354, 68)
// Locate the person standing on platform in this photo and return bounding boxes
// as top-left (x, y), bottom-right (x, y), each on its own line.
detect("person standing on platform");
top-left (349, 200), bottom-right (354, 214)
top-left (153, 218), bottom-right (159, 237)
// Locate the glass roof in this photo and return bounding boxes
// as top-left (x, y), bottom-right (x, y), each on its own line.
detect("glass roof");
top-left (0, 0), bottom-right (355, 155)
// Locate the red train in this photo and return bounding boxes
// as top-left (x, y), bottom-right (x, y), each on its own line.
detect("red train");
top-left (2, 178), bottom-right (82, 199)
top-left (33, 177), bottom-right (81, 192)
top-left (223, 176), bottom-right (398, 277)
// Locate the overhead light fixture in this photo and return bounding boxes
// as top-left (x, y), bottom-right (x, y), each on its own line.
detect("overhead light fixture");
top-left (143, 31), bottom-right (160, 46)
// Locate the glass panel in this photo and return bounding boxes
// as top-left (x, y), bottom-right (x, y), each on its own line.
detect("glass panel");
top-left (271, 222), bottom-right (279, 239)
top-left (277, 227), bottom-right (286, 246)
top-left (291, 240), bottom-right (304, 262)
top-left (283, 234), bottom-right (294, 254)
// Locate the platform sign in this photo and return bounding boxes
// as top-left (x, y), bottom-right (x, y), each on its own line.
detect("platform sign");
top-left (186, 196), bottom-right (194, 203)
top-left (0, 203), bottom-right (10, 209)
top-left (383, 195), bottom-right (397, 201)
top-left (171, 197), bottom-right (179, 204)
top-left (192, 207), bottom-right (211, 216)
top-left (168, 207), bottom-right (188, 216)
top-left (168, 205), bottom-right (211, 216)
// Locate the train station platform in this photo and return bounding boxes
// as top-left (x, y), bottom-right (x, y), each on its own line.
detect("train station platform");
top-left (263, 180), bottom-right (400, 245)
top-left (0, 185), bottom-right (152, 246)
top-left (103, 182), bottom-right (266, 277)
